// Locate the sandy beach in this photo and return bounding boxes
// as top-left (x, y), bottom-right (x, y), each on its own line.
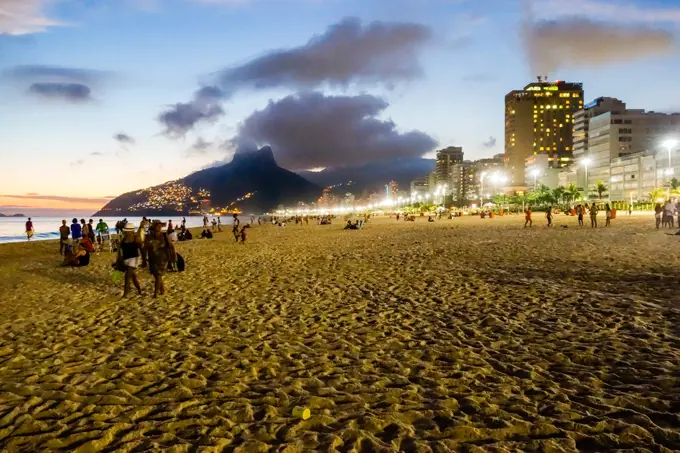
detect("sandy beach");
top-left (0, 214), bottom-right (679, 452)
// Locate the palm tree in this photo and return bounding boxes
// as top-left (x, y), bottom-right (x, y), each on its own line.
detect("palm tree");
top-left (649, 188), bottom-right (667, 203)
top-left (669, 178), bottom-right (680, 196)
top-left (566, 183), bottom-right (580, 204)
top-left (552, 186), bottom-right (567, 208)
top-left (595, 181), bottom-right (607, 199)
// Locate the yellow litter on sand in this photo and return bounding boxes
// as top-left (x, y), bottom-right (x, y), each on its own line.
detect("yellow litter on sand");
top-left (292, 406), bottom-right (311, 420)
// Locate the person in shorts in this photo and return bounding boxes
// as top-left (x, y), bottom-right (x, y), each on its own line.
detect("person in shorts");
top-left (59, 220), bottom-right (70, 255)
top-left (119, 223), bottom-right (142, 297)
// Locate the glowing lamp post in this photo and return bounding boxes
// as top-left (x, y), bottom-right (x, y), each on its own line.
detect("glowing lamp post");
top-left (531, 169), bottom-right (540, 190)
top-left (663, 139), bottom-right (677, 176)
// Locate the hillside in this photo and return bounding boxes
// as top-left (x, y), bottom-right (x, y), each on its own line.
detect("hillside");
top-left (94, 147), bottom-right (321, 216)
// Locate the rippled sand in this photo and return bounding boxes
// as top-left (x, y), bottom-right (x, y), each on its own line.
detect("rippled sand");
top-left (1, 214), bottom-right (679, 452)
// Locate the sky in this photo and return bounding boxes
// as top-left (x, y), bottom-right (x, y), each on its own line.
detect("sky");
top-left (1, 0), bottom-right (679, 215)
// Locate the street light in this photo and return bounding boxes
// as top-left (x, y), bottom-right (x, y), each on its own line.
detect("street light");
top-left (663, 139), bottom-right (677, 175)
top-left (531, 169), bottom-right (540, 189)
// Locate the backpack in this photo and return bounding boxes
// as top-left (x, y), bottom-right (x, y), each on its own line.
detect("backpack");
top-left (176, 253), bottom-right (185, 272)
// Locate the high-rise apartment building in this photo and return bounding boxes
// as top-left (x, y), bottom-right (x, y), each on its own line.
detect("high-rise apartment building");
top-left (449, 156), bottom-right (505, 207)
top-left (573, 97), bottom-right (627, 161)
top-left (585, 109), bottom-right (680, 196)
top-left (505, 79), bottom-right (584, 186)
top-left (435, 146), bottom-right (464, 186)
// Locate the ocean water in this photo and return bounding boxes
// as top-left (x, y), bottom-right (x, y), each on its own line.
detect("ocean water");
top-left (0, 216), bottom-right (238, 244)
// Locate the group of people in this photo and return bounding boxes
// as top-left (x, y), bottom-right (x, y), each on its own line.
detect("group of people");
top-left (654, 200), bottom-right (680, 228)
top-left (524, 203), bottom-right (613, 228)
top-left (57, 218), bottom-right (111, 265)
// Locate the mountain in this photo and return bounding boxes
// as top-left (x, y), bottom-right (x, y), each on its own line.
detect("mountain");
top-left (94, 146), bottom-right (321, 216)
top-left (299, 157), bottom-right (436, 193)
top-left (0, 213), bottom-right (26, 217)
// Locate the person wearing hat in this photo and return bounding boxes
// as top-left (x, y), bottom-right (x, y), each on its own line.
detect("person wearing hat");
top-left (144, 220), bottom-right (176, 298)
top-left (118, 222), bottom-right (143, 297)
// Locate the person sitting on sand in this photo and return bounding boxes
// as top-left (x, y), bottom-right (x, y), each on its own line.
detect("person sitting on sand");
top-left (59, 220), bottom-right (70, 255)
top-left (344, 220), bottom-right (357, 230)
top-left (428, 216), bottom-right (435, 223)
top-left (144, 220), bottom-right (176, 298)
top-left (118, 222), bottom-right (143, 297)
top-left (63, 242), bottom-right (90, 267)
top-left (200, 228), bottom-right (213, 239)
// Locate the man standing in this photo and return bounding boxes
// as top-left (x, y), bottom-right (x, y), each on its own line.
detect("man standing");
top-left (25, 218), bottom-right (34, 240)
top-left (59, 220), bottom-right (70, 255)
top-left (590, 203), bottom-right (599, 228)
top-left (96, 219), bottom-right (109, 245)
top-left (71, 218), bottom-right (82, 243)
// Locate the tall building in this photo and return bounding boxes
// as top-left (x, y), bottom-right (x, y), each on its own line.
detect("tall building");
top-left (410, 177), bottom-right (429, 198)
top-left (505, 78), bottom-right (584, 186)
top-left (449, 156), bottom-right (505, 207)
top-left (573, 97), bottom-right (627, 161)
top-left (435, 146), bottom-right (464, 186)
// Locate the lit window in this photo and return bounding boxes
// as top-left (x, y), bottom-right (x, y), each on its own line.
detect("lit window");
top-left (559, 124), bottom-right (563, 127)
top-left (540, 147), bottom-right (545, 151)
top-left (573, 93), bottom-right (580, 98)
top-left (565, 147), bottom-right (570, 150)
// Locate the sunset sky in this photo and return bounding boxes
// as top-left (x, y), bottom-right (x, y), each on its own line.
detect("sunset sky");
top-left (1, 0), bottom-right (679, 215)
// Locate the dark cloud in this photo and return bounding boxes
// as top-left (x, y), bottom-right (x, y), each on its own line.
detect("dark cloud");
top-left (231, 92), bottom-right (437, 170)
top-left (524, 17), bottom-right (675, 74)
top-left (113, 133), bottom-right (135, 145)
top-left (213, 17), bottom-right (432, 93)
top-left (28, 83), bottom-right (92, 102)
top-left (4, 65), bottom-right (111, 103)
top-left (186, 137), bottom-right (213, 156)
top-left (159, 17), bottom-right (432, 136)
top-left (483, 136), bottom-right (497, 148)
top-left (158, 87), bottom-right (226, 137)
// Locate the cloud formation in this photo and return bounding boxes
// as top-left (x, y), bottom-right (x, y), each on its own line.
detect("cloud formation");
top-left (232, 92), bottom-right (437, 170)
top-left (4, 65), bottom-right (110, 103)
top-left (524, 17), bottom-right (675, 74)
top-left (159, 17), bottom-right (432, 136)
top-left (113, 133), bottom-right (135, 145)
top-left (186, 137), bottom-right (213, 156)
top-left (28, 82), bottom-right (92, 102)
top-left (536, 0), bottom-right (680, 24)
top-left (2, 193), bottom-right (114, 203)
top-left (483, 136), bottom-right (497, 148)
top-left (0, 0), bottom-right (60, 35)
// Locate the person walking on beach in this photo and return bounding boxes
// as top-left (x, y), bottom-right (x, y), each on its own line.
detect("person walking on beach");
top-left (144, 220), bottom-right (176, 298)
top-left (59, 220), bottom-right (70, 254)
top-left (655, 203), bottom-right (663, 229)
top-left (546, 206), bottom-right (553, 227)
top-left (605, 203), bottom-right (612, 227)
top-left (25, 218), bottom-right (34, 240)
top-left (664, 200), bottom-right (675, 228)
top-left (217, 217), bottom-right (222, 232)
top-left (590, 203), bottom-right (599, 228)
top-left (232, 214), bottom-right (241, 242)
top-left (182, 217), bottom-right (186, 229)
top-left (524, 207), bottom-right (533, 228)
top-left (119, 223), bottom-right (143, 297)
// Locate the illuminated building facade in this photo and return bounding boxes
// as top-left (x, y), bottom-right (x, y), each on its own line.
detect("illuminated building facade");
top-left (505, 78), bottom-right (584, 186)
top-left (435, 146), bottom-right (464, 186)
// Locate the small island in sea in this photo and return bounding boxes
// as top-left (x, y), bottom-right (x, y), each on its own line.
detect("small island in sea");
top-left (0, 213), bottom-right (26, 217)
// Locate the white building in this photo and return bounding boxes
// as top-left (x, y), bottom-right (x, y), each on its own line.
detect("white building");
top-left (525, 154), bottom-right (560, 190)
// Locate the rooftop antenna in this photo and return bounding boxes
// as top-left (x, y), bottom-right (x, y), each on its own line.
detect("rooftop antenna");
top-left (536, 75), bottom-right (542, 83)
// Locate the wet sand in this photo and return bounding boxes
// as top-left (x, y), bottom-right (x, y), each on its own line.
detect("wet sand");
top-left (0, 214), bottom-right (679, 452)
